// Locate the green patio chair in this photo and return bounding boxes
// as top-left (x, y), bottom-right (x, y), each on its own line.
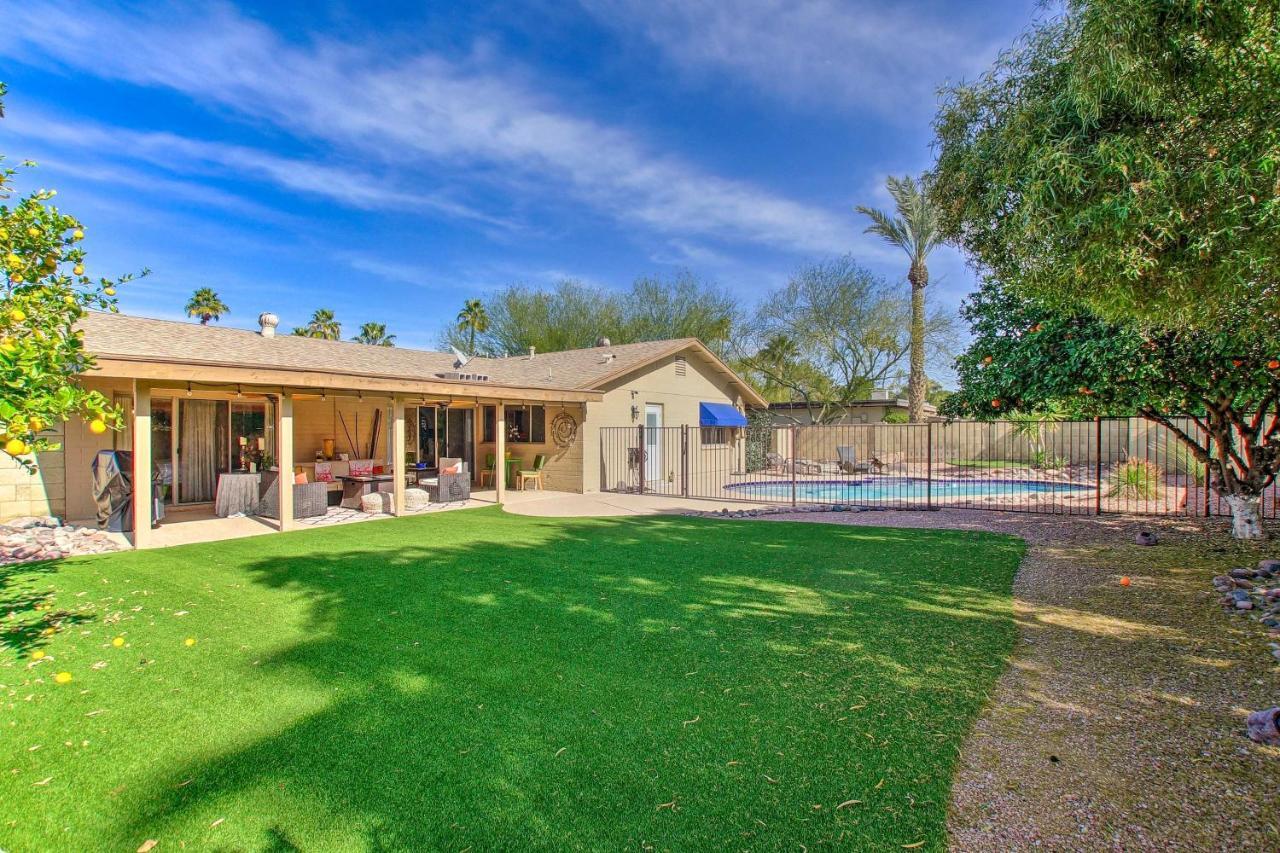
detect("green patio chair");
top-left (518, 454), bottom-right (547, 490)
top-left (479, 453), bottom-right (497, 487)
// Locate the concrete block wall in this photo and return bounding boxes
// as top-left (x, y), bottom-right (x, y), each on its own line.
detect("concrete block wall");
top-left (0, 422), bottom-right (67, 520)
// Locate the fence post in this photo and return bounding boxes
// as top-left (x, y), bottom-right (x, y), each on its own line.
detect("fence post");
top-left (1204, 432), bottom-right (1212, 517)
top-left (790, 424), bottom-right (798, 508)
top-left (681, 424), bottom-right (689, 498)
top-left (926, 421), bottom-right (933, 510)
top-left (637, 423), bottom-right (645, 495)
top-left (1094, 416), bottom-right (1103, 515)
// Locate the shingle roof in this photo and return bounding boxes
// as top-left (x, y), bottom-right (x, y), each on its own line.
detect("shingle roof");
top-left (76, 312), bottom-right (754, 398)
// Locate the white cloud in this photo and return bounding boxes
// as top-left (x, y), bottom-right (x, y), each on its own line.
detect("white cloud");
top-left (579, 0), bottom-right (1007, 118)
top-left (2, 2), bottom-right (858, 255)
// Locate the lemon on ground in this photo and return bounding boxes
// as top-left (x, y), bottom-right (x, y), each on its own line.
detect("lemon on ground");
top-left (89, 418), bottom-right (108, 435)
top-left (112, 636), bottom-right (125, 648)
top-left (5, 437), bottom-right (29, 456)
top-left (53, 671), bottom-right (73, 685)
top-left (31, 649), bottom-right (45, 661)
top-left (184, 637), bottom-right (197, 647)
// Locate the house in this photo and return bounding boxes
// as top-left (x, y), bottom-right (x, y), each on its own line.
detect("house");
top-left (766, 392), bottom-right (937, 425)
top-left (0, 311), bottom-right (764, 546)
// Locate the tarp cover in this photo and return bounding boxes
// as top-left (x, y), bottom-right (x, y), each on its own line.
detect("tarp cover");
top-left (699, 402), bottom-right (747, 427)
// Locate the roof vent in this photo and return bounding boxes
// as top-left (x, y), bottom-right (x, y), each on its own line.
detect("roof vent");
top-left (595, 336), bottom-right (611, 347)
top-left (258, 312), bottom-right (279, 337)
top-left (869, 388), bottom-right (891, 400)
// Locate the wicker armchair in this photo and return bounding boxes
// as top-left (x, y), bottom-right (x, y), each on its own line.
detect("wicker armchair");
top-left (257, 470), bottom-right (330, 519)
top-left (423, 457), bottom-right (471, 502)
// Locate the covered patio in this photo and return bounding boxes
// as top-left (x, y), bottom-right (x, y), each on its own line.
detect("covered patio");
top-left (119, 375), bottom-right (597, 549)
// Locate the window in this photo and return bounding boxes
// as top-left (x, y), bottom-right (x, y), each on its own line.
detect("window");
top-left (485, 404), bottom-right (545, 443)
top-left (701, 426), bottom-right (733, 446)
top-left (507, 405), bottom-right (545, 443)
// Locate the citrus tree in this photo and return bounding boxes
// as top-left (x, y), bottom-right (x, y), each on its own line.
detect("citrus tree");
top-left (943, 279), bottom-right (1280, 539)
top-left (0, 83), bottom-right (140, 472)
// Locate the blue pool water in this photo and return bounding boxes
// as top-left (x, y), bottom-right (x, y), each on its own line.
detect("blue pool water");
top-left (724, 477), bottom-right (1092, 503)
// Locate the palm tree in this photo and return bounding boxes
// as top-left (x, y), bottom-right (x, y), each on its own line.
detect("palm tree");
top-left (292, 308), bottom-right (342, 340)
top-left (856, 175), bottom-right (945, 423)
top-left (185, 288), bottom-right (228, 325)
top-left (455, 299), bottom-right (489, 355)
top-left (353, 321), bottom-right (396, 347)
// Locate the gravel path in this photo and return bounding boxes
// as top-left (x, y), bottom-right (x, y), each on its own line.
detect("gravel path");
top-left (760, 508), bottom-right (1280, 850)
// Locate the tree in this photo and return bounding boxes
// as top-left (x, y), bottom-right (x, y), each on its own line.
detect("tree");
top-left (931, 0), bottom-right (1280, 329)
top-left (184, 287), bottom-right (228, 325)
top-left (857, 175), bottom-right (945, 423)
top-left (292, 308), bottom-right (341, 340)
top-left (440, 274), bottom-right (738, 357)
top-left (0, 83), bottom-right (140, 469)
top-left (619, 273), bottom-right (738, 355)
top-left (352, 322), bottom-right (395, 347)
top-left (738, 256), bottom-right (955, 424)
top-left (942, 279), bottom-right (1280, 539)
top-left (455, 299), bottom-right (488, 355)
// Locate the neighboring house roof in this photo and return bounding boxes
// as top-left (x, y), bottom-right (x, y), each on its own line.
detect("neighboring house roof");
top-left (767, 399), bottom-right (937, 412)
top-left (76, 312), bottom-right (765, 405)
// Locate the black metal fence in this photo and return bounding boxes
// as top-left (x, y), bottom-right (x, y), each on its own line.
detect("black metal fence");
top-left (599, 418), bottom-right (1279, 518)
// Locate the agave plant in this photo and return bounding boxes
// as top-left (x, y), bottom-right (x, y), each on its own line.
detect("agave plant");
top-left (1107, 457), bottom-right (1163, 500)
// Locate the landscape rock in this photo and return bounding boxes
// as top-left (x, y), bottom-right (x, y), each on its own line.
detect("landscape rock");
top-left (1135, 531), bottom-right (1158, 546)
top-left (1245, 708), bottom-right (1280, 745)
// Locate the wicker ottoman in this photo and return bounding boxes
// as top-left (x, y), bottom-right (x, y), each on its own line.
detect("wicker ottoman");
top-left (403, 488), bottom-right (431, 512)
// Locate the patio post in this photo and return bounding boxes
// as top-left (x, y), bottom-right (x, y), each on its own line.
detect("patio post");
top-left (277, 393), bottom-right (294, 530)
top-left (392, 396), bottom-right (406, 516)
top-left (495, 402), bottom-right (506, 504)
top-left (131, 380), bottom-right (152, 548)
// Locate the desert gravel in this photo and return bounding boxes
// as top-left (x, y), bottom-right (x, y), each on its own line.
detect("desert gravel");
top-left (760, 508), bottom-right (1280, 850)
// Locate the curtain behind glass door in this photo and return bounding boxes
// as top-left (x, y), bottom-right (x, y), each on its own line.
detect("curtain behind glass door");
top-left (179, 399), bottom-right (220, 502)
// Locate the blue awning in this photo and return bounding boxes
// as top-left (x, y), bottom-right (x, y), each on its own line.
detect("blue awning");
top-left (699, 402), bottom-right (747, 428)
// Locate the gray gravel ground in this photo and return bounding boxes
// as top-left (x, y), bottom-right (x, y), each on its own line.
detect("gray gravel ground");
top-left (759, 508), bottom-right (1280, 851)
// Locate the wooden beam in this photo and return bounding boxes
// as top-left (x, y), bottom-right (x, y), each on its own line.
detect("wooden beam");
top-left (495, 401), bottom-right (506, 505)
top-left (392, 397), bottom-right (406, 517)
top-left (277, 393), bottom-right (294, 530)
top-left (91, 359), bottom-right (602, 403)
top-left (131, 381), bottom-right (152, 548)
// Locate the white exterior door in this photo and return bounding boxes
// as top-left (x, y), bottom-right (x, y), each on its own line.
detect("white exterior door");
top-left (644, 404), bottom-right (663, 484)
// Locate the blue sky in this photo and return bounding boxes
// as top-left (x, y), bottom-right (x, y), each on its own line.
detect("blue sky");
top-left (1, 0), bottom-right (1037, 380)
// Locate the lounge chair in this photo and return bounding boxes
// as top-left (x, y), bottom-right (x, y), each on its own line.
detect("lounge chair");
top-left (837, 446), bottom-right (883, 475)
top-left (766, 450), bottom-right (823, 475)
top-left (518, 454), bottom-right (547, 490)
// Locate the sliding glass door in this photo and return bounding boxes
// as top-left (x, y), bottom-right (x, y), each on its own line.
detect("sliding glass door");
top-left (172, 398), bottom-right (274, 505)
top-left (416, 407), bottom-right (474, 475)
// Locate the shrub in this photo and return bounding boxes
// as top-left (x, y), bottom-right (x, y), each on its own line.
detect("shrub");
top-left (881, 410), bottom-right (909, 424)
top-left (1107, 457), bottom-right (1163, 500)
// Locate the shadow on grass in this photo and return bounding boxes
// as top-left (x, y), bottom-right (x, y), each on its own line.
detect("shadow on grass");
top-left (0, 558), bottom-right (97, 656)
top-left (111, 510), bottom-right (1022, 849)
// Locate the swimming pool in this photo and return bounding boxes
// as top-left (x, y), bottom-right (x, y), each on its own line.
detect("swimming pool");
top-left (723, 477), bottom-right (1093, 503)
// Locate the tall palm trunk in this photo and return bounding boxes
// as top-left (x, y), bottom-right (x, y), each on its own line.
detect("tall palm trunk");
top-left (907, 262), bottom-right (928, 422)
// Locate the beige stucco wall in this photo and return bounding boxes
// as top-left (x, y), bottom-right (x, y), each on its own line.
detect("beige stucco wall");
top-left (0, 376), bottom-right (134, 523)
top-left (475, 402), bottom-right (586, 493)
top-left (583, 351), bottom-right (747, 493)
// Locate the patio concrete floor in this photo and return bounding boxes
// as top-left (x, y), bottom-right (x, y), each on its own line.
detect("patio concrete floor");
top-left (88, 490), bottom-right (771, 550)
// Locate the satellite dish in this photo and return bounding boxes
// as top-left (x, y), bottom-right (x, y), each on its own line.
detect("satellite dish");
top-left (451, 346), bottom-right (473, 368)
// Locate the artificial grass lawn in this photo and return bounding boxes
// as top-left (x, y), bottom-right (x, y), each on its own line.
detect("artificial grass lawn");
top-left (1, 508), bottom-right (1023, 850)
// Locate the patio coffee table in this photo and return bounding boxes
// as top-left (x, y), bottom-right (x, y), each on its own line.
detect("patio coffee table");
top-left (215, 471), bottom-right (261, 517)
top-left (338, 474), bottom-right (395, 509)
